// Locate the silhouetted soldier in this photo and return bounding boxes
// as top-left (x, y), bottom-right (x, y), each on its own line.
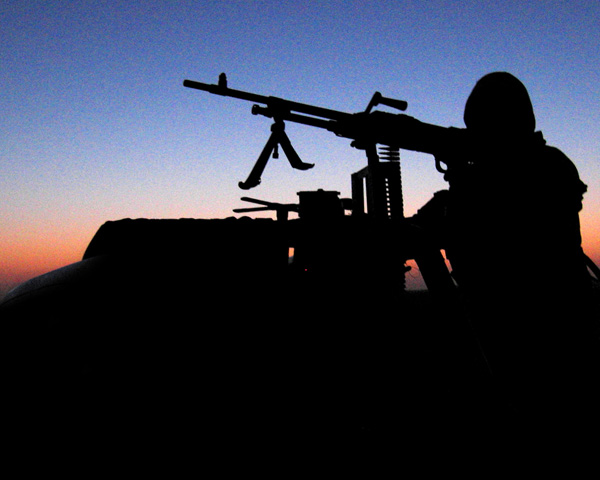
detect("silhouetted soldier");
top-left (182, 71), bottom-right (599, 445)
top-left (416, 72), bottom-right (599, 434)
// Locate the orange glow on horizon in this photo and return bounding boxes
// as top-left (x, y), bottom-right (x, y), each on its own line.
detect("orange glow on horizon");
top-left (581, 216), bottom-right (600, 267)
top-left (2, 216), bottom-right (598, 299)
top-left (1, 230), bottom-right (88, 296)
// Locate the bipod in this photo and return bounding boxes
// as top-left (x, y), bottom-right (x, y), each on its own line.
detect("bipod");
top-left (238, 119), bottom-right (314, 190)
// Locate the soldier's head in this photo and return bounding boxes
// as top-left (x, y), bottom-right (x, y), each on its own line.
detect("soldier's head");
top-left (464, 72), bottom-right (536, 137)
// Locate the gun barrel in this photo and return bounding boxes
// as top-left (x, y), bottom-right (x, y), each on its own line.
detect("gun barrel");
top-left (183, 78), bottom-right (348, 122)
top-left (183, 79), bottom-right (269, 105)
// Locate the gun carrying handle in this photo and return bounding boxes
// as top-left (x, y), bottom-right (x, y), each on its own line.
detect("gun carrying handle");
top-left (378, 96), bottom-right (408, 112)
top-left (366, 92), bottom-right (408, 113)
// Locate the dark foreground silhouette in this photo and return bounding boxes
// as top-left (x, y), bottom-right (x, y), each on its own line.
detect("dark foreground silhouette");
top-left (2, 216), bottom-right (598, 472)
top-left (3, 72), bottom-right (600, 471)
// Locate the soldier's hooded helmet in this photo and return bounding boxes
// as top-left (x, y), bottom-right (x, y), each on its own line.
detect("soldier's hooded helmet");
top-left (463, 72), bottom-right (536, 136)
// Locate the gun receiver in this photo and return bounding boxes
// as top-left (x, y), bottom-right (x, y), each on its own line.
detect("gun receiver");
top-left (183, 73), bottom-right (411, 189)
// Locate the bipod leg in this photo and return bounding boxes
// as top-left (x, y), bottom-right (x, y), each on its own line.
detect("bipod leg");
top-left (273, 123), bottom-right (314, 171)
top-left (238, 131), bottom-right (280, 190)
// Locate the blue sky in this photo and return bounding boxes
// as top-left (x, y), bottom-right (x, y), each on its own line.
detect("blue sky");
top-left (1, 1), bottom-right (599, 294)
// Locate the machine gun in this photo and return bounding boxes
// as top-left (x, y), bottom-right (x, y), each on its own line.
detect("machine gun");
top-left (183, 73), bottom-right (419, 221)
top-left (184, 73), bottom-right (457, 296)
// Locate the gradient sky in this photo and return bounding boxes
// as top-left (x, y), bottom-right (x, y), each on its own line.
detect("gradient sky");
top-left (2, 0), bottom-right (599, 296)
